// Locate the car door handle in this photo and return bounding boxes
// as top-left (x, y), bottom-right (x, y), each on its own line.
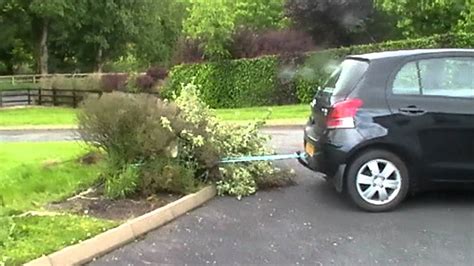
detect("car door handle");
top-left (399, 106), bottom-right (426, 115)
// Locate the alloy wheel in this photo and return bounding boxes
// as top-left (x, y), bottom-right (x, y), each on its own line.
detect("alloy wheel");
top-left (355, 159), bottom-right (402, 205)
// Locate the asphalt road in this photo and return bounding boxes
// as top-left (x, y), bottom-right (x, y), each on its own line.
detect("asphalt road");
top-left (0, 129), bottom-right (79, 142)
top-left (85, 128), bottom-right (474, 266)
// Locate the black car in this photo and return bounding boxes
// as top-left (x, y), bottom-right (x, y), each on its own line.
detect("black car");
top-left (299, 49), bottom-right (474, 212)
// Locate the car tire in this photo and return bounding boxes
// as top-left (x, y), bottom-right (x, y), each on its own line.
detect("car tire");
top-left (346, 150), bottom-right (409, 212)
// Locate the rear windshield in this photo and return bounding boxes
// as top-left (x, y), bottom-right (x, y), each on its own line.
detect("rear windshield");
top-left (322, 59), bottom-right (369, 96)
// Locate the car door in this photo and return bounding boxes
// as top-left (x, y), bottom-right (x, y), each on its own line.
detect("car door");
top-left (386, 55), bottom-right (474, 182)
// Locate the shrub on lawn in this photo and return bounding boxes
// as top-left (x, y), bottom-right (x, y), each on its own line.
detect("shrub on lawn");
top-left (167, 32), bottom-right (474, 108)
top-left (78, 82), bottom-right (287, 199)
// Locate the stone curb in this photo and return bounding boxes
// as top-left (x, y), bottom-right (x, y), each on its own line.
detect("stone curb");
top-left (25, 185), bottom-right (217, 266)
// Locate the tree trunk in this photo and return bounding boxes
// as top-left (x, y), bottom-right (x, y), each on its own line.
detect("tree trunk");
top-left (95, 47), bottom-right (104, 73)
top-left (38, 19), bottom-right (49, 75)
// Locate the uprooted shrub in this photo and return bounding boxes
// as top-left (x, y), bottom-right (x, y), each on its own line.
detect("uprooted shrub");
top-left (78, 82), bottom-right (290, 199)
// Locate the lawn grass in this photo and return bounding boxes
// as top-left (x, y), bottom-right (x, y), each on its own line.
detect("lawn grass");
top-left (0, 142), bottom-right (116, 265)
top-left (0, 104), bottom-right (310, 128)
top-left (0, 107), bottom-right (77, 127)
top-left (0, 142), bottom-right (102, 211)
top-left (214, 104), bottom-right (309, 125)
top-left (1, 215), bottom-right (116, 265)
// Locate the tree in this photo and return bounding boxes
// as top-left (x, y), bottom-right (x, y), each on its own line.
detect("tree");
top-left (133, 0), bottom-right (189, 67)
top-left (0, 1), bottom-right (34, 74)
top-left (233, 0), bottom-right (288, 31)
top-left (183, 0), bottom-right (235, 60)
top-left (66, 0), bottom-right (186, 72)
top-left (285, 0), bottom-right (376, 46)
top-left (183, 0), bottom-right (287, 60)
top-left (375, 0), bottom-right (469, 38)
top-left (457, 0), bottom-right (474, 33)
top-left (0, 0), bottom-right (78, 74)
top-left (0, 0), bottom-right (186, 74)
top-left (29, 0), bottom-right (76, 74)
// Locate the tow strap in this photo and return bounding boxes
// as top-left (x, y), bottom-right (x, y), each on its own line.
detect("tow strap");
top-left (220, 152), bottom-right (306, 164)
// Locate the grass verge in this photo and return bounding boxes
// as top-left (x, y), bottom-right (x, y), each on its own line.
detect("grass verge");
top-left (0, 104), bottom-right (309, 128)
top-left (0, 142), bottom-right (117, 265)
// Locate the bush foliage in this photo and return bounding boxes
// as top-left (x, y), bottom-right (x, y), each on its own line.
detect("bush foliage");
top-left (167, 32), bottom-right (474, 108)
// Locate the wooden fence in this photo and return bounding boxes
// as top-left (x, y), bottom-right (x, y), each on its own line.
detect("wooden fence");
top-left (0, 73), bottom-right (131, 86)
top-left (0, 88), bottom-right (103, 108)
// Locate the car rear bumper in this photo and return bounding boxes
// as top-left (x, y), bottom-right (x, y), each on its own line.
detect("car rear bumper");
top-left (301, 124), bottom-right (341, 176)
top-left (299, 121), bottom-right (356, 192)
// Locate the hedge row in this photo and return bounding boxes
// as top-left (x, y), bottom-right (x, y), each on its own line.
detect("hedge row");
top-left (166, 32), bottom-right (474, 108)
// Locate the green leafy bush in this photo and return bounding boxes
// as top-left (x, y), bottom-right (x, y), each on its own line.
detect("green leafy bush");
top-left (167, 32), bottom-right (474, 108)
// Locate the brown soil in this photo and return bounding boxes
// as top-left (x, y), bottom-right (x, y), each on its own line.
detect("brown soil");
top-left (48, 189), bottom-right (181, 221)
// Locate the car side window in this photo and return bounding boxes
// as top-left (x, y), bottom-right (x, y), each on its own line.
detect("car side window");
top-left (393, 57), bottom-right (474, 98)
top-left (393, 62), bottom-right (420, 95)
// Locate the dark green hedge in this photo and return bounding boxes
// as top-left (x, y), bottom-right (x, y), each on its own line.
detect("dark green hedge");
top-left (167, 33), bottom-right (474, 108)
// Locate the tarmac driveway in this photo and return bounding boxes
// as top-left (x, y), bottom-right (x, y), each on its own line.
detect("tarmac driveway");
top-left (1, 128), bottom-right (471, 265)
top-left (90, 128), bottom-right (474, 266)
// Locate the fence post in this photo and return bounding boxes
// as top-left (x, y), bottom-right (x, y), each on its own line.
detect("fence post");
top-left (27, 89), bottom-right (31, 105)
top-left (11, 76), bottom-right (15, 85)
top-left (53, 88), bottom-right (57, 106)
top-left (38, 89), bottom-right (42, 106)
top-left (72, 90), bottom-right (77, 108)
top-left (33, 76), bottom-right (36, 84)
top-left (0, 91), bottom-right (2, 107)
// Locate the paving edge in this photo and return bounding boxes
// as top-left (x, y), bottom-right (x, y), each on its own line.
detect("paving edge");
top-left (24, 185), bottom-right (217, 266)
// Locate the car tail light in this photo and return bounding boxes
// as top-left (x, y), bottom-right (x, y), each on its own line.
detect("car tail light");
top-left (326, 98), bottom-right (363, 129)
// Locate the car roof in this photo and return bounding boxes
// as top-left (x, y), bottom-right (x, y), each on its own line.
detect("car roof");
top-left (347, 48), bottom-right (474, 61)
